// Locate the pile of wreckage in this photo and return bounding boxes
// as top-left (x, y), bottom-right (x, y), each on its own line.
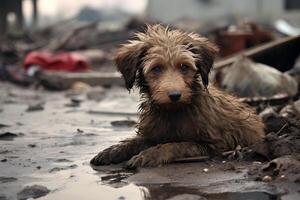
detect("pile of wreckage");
top-left (1, 17), bottom-right (300, 183)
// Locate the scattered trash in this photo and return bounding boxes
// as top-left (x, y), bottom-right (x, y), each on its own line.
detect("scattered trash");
top-left (250, 156), bottom-right (300, 183)
top-left (71, 82), bottom-right (92, 93)
top-left (216, 21), bottom-right (274, 57)
top-left (222, 56), bottom-right (298, 97)
top-left (24, 51), bottom-right (90, 72)
top-left (262, 175), bottom-right (272, 182)
top-left (274, 19), bottom-right (300, 36)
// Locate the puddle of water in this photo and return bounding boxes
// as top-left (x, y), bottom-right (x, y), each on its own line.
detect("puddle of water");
top-left (35, 165), bottom-right (148, 200)
top-left (139, 185), bottom-right (280, 200)
top-left (204, 192), bottom-right (280, 200)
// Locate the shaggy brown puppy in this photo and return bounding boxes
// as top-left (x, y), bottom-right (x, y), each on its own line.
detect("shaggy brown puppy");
top-left (90, 24), bottom-right (265, 168)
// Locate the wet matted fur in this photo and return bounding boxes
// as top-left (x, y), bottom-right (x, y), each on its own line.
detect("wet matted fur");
top-left (90, 24), bottom-right (265, 168)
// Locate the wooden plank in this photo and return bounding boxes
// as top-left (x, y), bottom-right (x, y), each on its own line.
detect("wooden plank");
top-left (40, 71), bottom-right (123, 90)
top-left (214, 35), bottom-right (300, 71)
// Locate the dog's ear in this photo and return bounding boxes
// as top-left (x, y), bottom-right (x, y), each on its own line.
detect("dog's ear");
top-left (114, 40), bottom-right (147, 90)
top-left (187, 33), bottom-right (219, 88)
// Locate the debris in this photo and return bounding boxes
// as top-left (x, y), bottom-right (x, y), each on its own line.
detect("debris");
top-left (71, 82), bottom-right (92, 92)
top-left (166, 194), bottom-right (207, 200)
top-left (222, 56), bottom-right (298, 97)
top-left (0, 123), bottom-right (10, 128)
top-left (214, 35), bottom-right (300, 72)
top-left (77, 128), bottom-right (84, 133)
top-left (86, 87), bottom-right (106, 101)
top-left (17, 185), bottom-right (50, 200)
top-left (111, 120), bottom-right (136, 127)
top-left (216, 21), bottom-right (274, 57)
top-left (262, 175), bottom-right (272, 182)
top-left (74, 49), bottom-right (109, 69)
top-left (173, 156), bottom-right (210, 163)
top-left (0, 177), bottom-right (17, 183)
top-left (287, 53), bottom-right (300, 83)
top-left (0, 194), bottom-right (7, 200)
top-left (54, 158), bottom-right (72, 163)
top-left (203, 168), bottom-right (209, 172)
top-left (240, 94), bottom-right (292, 107)
top-left (250, 156), bottom-right (300, 182)
top-left (24, 51), bottom-right (90, 72)
top-left (26, 102), bottom-right (44, 112)
top-left (39, 71), bottom-right (123, 90)
top-left (0, 132), bottom-right (23, 141)
top-left (49, 164), bottom-right (78, 173)
top-left (274, 19), bottom-right (300, 36)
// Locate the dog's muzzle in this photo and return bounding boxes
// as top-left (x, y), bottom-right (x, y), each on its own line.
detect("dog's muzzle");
top-left (168, 91), bottom-right (181, 102)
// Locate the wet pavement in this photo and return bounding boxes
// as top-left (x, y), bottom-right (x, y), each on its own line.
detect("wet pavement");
top-left (0, 83), bottom-right (299, 200)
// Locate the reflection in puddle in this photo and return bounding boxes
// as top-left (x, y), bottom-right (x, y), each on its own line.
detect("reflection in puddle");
top-left (204, 192), bottom-right (280, 200)
top-left (37, 165), bottom-right (149, 200)
top-left (142, 185), bottom-right (280, 200)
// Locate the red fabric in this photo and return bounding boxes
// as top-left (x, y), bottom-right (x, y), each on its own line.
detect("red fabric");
top-left (23, 51), bottom-right (90, 72)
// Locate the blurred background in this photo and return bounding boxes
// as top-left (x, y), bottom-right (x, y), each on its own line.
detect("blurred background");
top-left (0, 0), bottom-right (300, 89)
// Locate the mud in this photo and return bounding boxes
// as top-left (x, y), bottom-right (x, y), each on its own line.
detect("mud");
top-left (0, 82), bottom-right (299, 200)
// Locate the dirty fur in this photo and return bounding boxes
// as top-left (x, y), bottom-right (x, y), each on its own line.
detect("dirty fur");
top-left (90, 24), bottom-right (265, 168)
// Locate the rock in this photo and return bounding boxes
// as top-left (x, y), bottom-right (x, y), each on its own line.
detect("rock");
top-left (86, 87), bottom-right (105, 101)
top-left (0, 124), bottom-right (10, 128)
top-left (26, 102), bottom-right (44, 112)
top-left (49, 164), bottom-right (78, 173)
top-left (111, 120), bottom-right (136, 127)
top-left (262, 156), bottom-right (300, 177)
top-left (262, 175), bottom-right (272, 182)
top-left (259, 107), bottom-right (277, 121)
top-left (0, 177), bottom-right (17, 183)
top-left (250, 156), bottom-right (300, 182)
top-left (166, 194), bottom-right (207, 200)
top-left (71, 82), bottom-right (91, 92)
top-left (222, 56), bottom-right (298, 97)
top-left (0, 132), bottom-right (23, 141)
top-left (17, 185), bottom-right (50, 200)
top-left (0, 194), bottom-right (7, 200)
top-left (54, 158), bottom-right (72, 163)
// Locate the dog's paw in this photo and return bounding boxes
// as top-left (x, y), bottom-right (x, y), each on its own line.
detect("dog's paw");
top-left (90, 145), bottom-right (127, 166)
top-left (124, 147), bottom-right (171, 169)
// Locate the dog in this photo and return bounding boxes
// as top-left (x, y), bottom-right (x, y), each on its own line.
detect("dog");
top-left (90, 24), bottom-right (265, 169)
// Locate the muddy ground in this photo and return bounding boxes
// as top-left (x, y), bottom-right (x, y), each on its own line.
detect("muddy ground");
top-left (0, 82), bottom-right (299, 200)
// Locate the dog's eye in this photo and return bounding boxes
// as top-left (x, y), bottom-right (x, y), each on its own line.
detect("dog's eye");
top-left (180, 64), bottom-right (190, 72)
top-left (151, 65), bottom-right (162, 74)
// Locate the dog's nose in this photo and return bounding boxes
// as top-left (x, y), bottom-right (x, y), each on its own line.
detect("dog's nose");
top-left (168, 91), bottom-right (181, 102)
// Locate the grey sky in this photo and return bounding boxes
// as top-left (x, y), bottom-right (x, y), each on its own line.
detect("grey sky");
top-left (23, 0), bottom-right (147, 19)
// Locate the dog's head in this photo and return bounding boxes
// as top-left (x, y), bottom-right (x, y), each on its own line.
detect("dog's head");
top-left (115, 24), bottom-right (218, 107)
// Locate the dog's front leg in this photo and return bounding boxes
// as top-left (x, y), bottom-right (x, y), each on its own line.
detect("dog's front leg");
top-left (90, 137), bottom-right (149, 166)
top-left (125, 142), bottom-right (207, 169)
